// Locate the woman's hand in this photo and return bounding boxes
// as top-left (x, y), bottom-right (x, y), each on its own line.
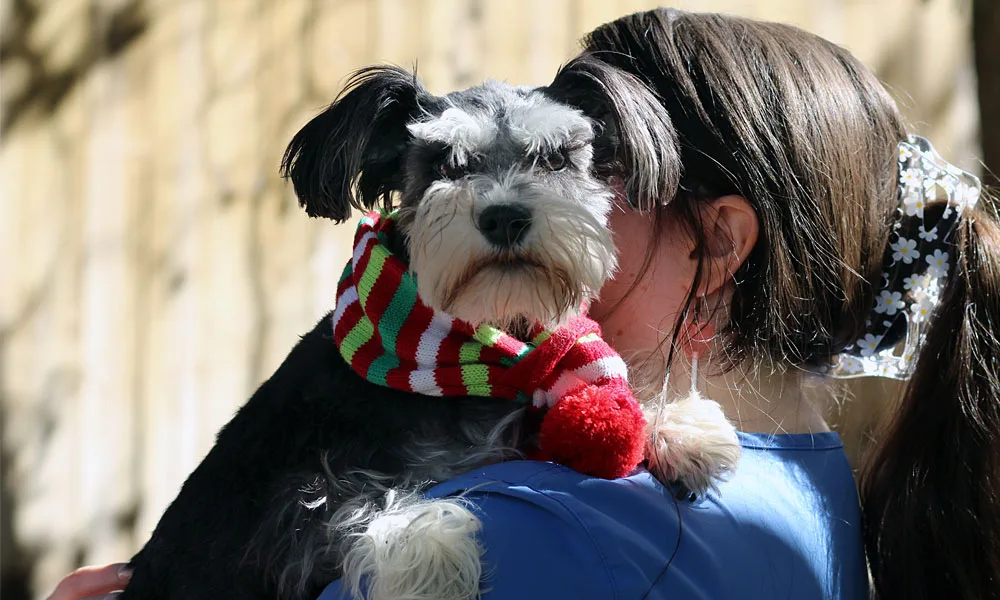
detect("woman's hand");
top-left (46, 563), bottom-right (132, 600)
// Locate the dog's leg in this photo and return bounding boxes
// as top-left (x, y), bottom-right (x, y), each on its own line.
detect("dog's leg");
top-left (339, 490), bottom-right (484, 600)
top-left (645, 391), bottom-right (742, 497)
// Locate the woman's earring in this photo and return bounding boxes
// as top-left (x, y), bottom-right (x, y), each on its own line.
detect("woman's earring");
top-left (644, 319), bottom-right (741, 499)
top-left (685, 320), bottom-right (715, 398)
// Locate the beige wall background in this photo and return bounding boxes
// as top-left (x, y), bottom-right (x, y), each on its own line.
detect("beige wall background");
top-left (0, 0), bottom-right (984, 597)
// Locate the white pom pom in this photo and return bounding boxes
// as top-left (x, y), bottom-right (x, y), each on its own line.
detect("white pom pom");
top-left (645, 390), bottom-right (742, 497)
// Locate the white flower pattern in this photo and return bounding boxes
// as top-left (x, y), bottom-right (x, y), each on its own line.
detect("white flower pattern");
top-left (926, 249), bottom-right (949, 276)
top-left (829, 136), bottom-right (981, 379)
top-left (855, 333), bottom-right (883, 358)
top-left (923, 180), bottom-right (938, 201)
top-left (902, 192), bottom-right (926, 217)
top-left (874, 290), bottom-right (905, 315)
top-left (890, 237), bottom-right (918, 264)
top-left (912, 295), bottom-right (935, 323)
top-left (900, 168), bottom-right (922, 190)
top-left (841, 356), bottom-right (865, 374)
top-left (918, 225), bottom-right (938, 242)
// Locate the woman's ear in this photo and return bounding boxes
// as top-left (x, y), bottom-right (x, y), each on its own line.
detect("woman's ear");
top-left (695, 194), bottom-right (759, 296)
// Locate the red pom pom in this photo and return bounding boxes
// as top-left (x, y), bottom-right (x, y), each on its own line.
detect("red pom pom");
top-left (537, 384), bottom-right (646, 479)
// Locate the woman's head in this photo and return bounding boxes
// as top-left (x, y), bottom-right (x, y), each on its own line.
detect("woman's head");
top-left (582, 8), bottom-right (1000, 600)
top-left (585, 8), bottom-right (907, 372)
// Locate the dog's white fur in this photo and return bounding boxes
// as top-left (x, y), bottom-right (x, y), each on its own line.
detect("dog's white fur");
top-left (408, 107), bottom-right (499, 165)
top-left (341, 491), bottom-right (484, 600)
top-left (508, 101), bottom-right (593, 154)
top-left (409, 95), bottom-right (593, 164)
top-left (645, 389), bottom-right (741, 496)
top-left (405, 170), bottom-right (614, 330)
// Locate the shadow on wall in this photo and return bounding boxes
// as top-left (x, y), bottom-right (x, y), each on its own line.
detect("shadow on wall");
top-left (1, 0), bottom-right (148, 138)
top-left (2, 401), bottom-right (36, 600)
top-left (973, 0), bottom-right (1000, 191)
top-left (1, 2), bottom-right (148, 596)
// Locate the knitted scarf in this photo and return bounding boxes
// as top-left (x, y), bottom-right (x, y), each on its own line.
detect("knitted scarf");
top-left (332, 211), bottom-right (645, 479)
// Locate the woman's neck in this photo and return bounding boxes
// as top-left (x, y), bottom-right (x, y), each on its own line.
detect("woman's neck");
top-left (631, 354), bottom-right (831, 435)
top-left (701, 365), bottom-right (831, 434)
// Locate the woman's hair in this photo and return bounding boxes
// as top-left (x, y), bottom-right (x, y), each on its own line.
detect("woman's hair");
top-left (581, 8), bottom-right (1000, 599)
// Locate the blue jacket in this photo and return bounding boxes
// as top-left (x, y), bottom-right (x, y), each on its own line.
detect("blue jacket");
top-left (319, 431), bottom-right (868, 599)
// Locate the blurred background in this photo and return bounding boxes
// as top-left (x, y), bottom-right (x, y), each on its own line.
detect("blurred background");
top-left (1, 0), bottom-right (996, 597)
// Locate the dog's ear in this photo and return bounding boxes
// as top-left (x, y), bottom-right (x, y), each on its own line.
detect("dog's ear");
top-left (544, 56), bottom-right (680, 210)
top-left (280, 66), bottom-right (427, 222)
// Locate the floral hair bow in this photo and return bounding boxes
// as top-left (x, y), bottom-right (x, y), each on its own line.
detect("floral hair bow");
top-left (823, 135), bottom-right (981, 379)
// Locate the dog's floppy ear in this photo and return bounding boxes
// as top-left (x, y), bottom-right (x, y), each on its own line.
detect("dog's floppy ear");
top-left (544, 55), bottom-right (680, 210)
top-left (280, 66), bottom-right (426, 222)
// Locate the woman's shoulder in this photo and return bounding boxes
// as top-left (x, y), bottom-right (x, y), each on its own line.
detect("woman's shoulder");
top-left (319, 432), bottom-right (868, 599)
top-left (425, 431), bottom-right (868, 599)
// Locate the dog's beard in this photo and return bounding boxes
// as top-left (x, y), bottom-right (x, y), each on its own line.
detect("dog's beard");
top-left (403, 178), bottom-right (616, 333)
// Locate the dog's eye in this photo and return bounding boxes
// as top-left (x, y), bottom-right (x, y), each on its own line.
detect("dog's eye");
top-left (437, 161), bottom-right (466, 180)
top-left (540, 149), bottom-right (568, 172)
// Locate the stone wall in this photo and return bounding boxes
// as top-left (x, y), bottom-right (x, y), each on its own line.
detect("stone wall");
top-left (0, 0), bottom-right (982, 597)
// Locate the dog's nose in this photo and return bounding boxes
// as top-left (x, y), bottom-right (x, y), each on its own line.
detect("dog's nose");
top-left (477, 204), bottom-right (532, 247)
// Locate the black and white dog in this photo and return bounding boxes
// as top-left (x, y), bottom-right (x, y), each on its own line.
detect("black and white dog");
top-left (120, 57), bottom-right (739, 600)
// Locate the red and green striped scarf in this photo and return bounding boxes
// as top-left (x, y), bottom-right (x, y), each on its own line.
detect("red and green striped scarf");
top-left (332, 211), bottom-right (632, 409)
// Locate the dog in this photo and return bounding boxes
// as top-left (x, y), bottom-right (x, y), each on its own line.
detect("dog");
top-left (119, 56), bottom-right (740, 600)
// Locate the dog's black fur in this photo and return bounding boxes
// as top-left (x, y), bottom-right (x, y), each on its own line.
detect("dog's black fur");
top-left (120, 56), bottom-right (678, 600)
top-left (123, 314), bottom-right (518, 599)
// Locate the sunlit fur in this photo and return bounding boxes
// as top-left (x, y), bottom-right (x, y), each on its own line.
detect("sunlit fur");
top-left (402, 171), bottom-right (615, 330)
top-left (644, 390), bottom-right (741, 497)
top-left (397, 88), bottom-right (617, 332)
top-left (340, 491), bottom-right (483, 600)
top-left (407, 106), bottom-right (499, 165)
top-left (121, 59), bottom-right (730, 600)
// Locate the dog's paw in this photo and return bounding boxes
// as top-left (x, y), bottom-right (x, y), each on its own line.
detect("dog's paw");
top-left (342, 495), bottom-right (484, 600)
top-left (644, 391), bottom-right (741, 497)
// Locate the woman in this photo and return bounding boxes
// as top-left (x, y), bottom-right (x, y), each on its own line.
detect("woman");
top-left (52, 8), bottom-right (999, 600)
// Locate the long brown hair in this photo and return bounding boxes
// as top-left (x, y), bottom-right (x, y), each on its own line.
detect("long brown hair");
top-left (581, 8), bottom-right (1000, 599)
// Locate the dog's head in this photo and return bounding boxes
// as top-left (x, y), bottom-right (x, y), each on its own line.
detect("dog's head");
top-left (282, 57), bottom-right (679, 330)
